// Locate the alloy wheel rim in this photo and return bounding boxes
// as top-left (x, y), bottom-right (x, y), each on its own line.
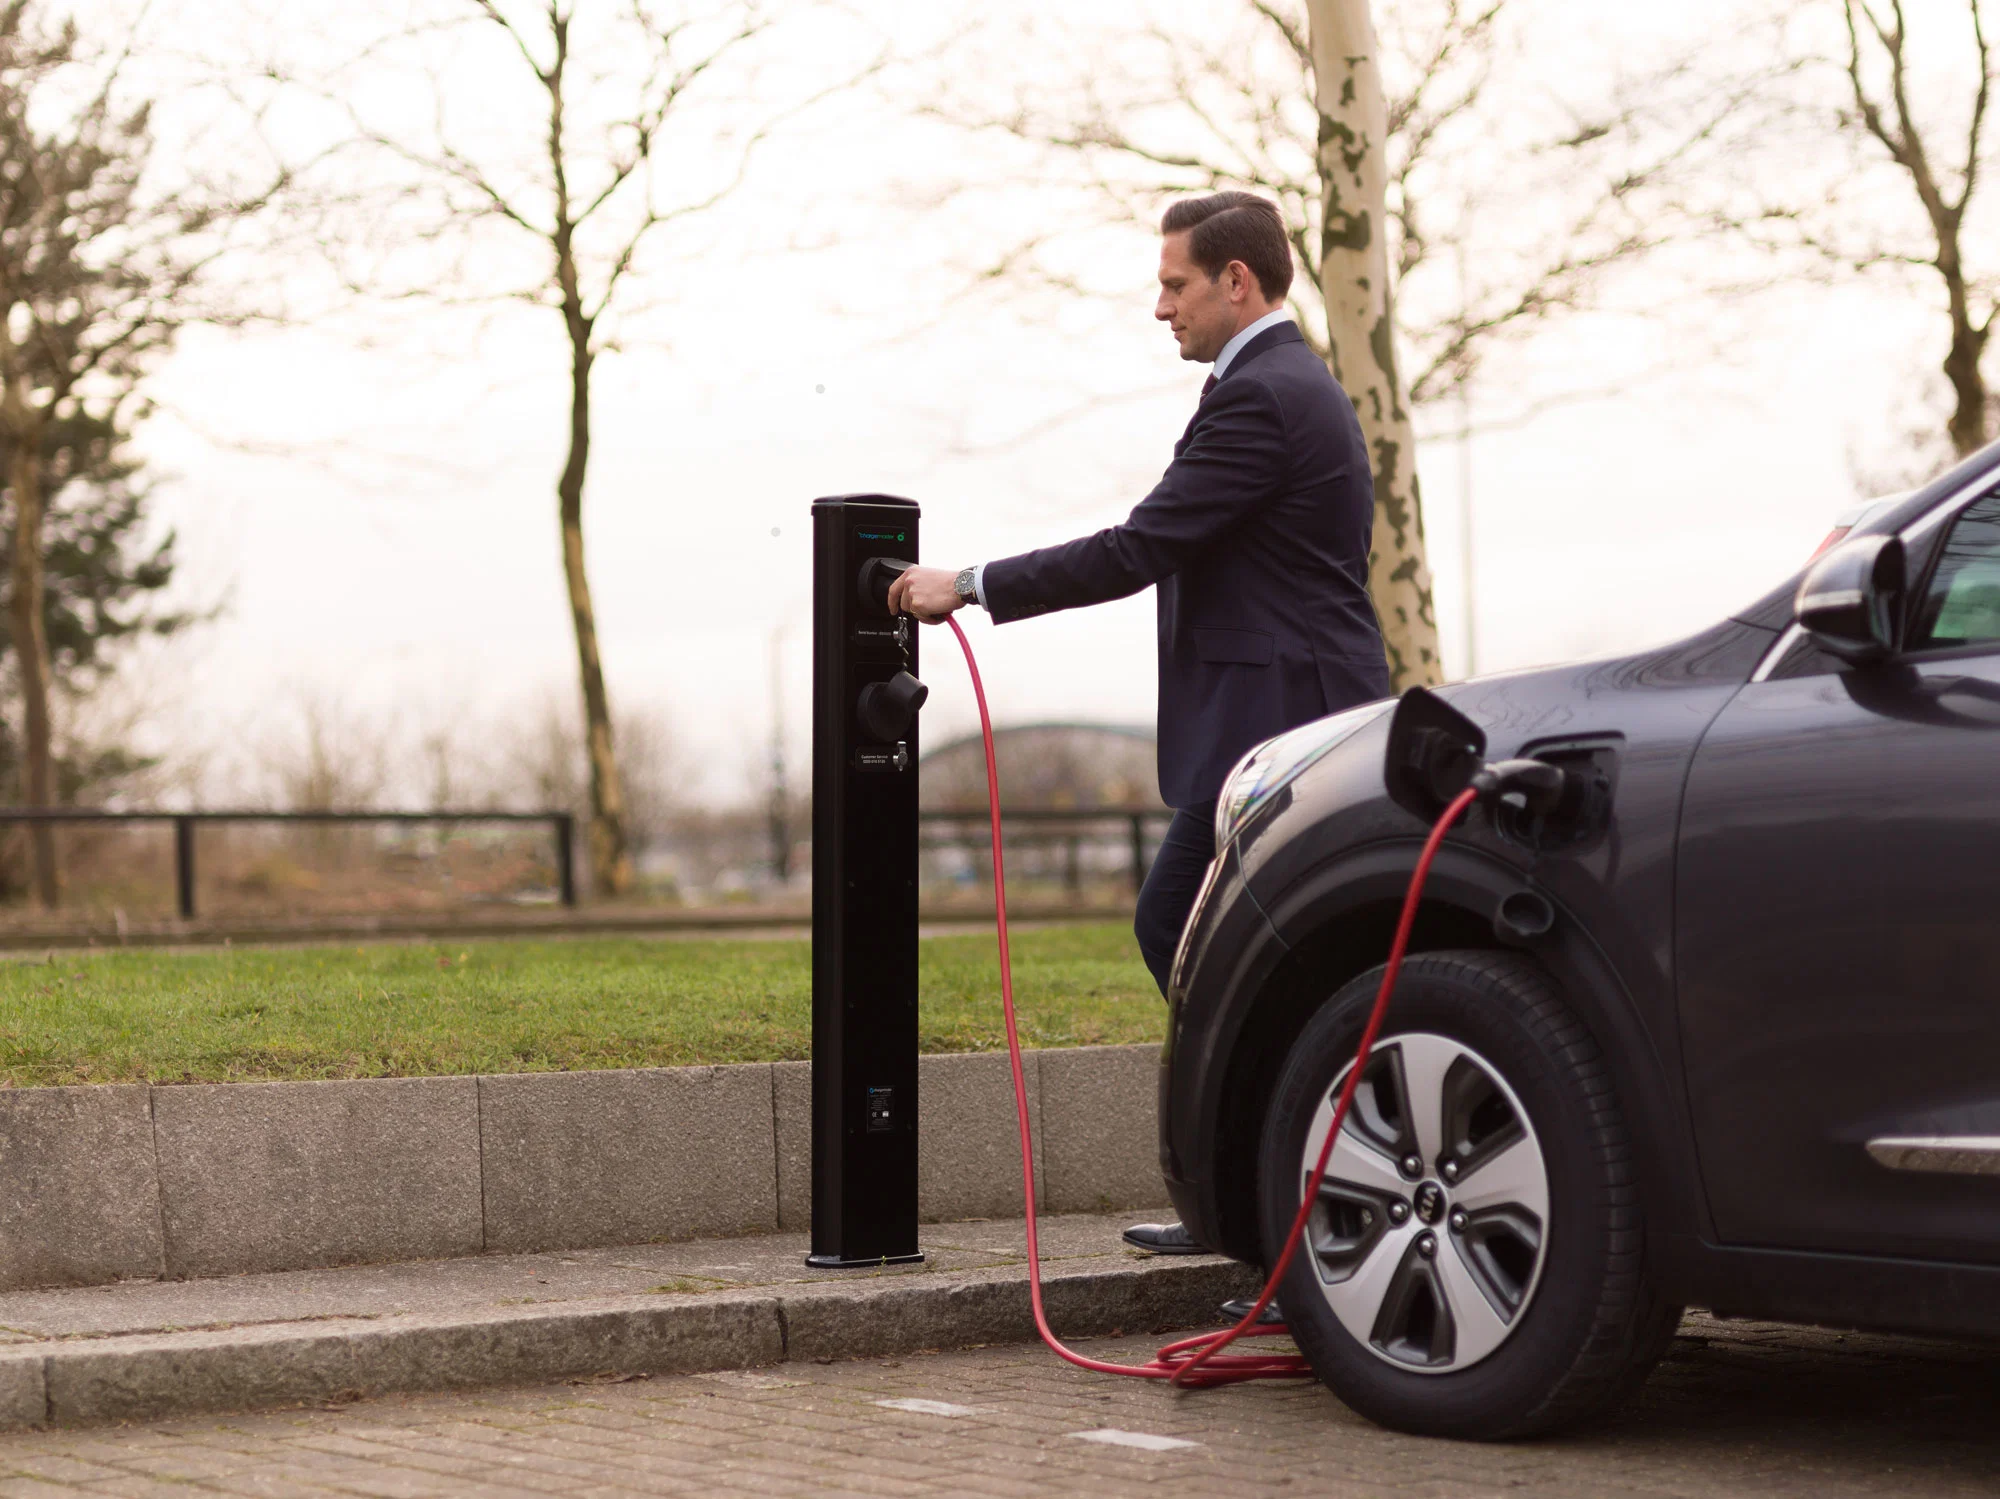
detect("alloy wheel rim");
top-left (1300, 1031), bottom-right (1549, 1375)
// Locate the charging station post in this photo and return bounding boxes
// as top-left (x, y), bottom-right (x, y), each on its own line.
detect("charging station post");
top-left (807, 493), bottom-right (926, 1268)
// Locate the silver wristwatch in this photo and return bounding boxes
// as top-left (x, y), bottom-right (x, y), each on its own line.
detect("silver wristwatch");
top-left (954, 566), bottom-right (978, 606)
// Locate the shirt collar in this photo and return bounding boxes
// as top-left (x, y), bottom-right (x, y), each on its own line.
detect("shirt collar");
top-left (1212, 309), bottom-right (1296, 382)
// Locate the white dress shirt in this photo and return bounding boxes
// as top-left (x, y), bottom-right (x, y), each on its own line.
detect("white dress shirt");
top-left (970, 310), bottom-right (1296, 609)
top-left (1211, 308), bottom-right (1295, 381)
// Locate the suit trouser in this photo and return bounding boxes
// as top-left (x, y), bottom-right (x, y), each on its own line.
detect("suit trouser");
top-left (1134, 801), bottom-right (1218, 996)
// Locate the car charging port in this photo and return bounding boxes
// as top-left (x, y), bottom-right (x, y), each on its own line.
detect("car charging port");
top-left (1493, 743), bottom-right (1618, 855)
top-left (1470, 758), bottom-right (1567, 812)
top-left (1384, 689), bottom-right (1615, 855)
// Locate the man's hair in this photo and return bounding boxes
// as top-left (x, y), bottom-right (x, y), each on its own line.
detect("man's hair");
top-left (1160, 192), bottom-right (1294, 302)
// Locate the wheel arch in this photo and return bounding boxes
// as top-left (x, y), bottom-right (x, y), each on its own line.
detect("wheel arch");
top-left (1198, 842), bottom-right (1703, 1270)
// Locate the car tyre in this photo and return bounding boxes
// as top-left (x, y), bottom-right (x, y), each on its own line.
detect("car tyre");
top-left (1258, 949), bottom-right (1680, 1439)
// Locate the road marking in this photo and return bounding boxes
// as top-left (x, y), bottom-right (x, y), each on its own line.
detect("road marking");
top-left (876, 1398), bottom-right (977, 1417)
top-left (1068, 1429), bottom-right (1200, 1451)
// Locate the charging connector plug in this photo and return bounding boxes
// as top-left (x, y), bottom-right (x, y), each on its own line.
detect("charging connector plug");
top-left (1469, 758), bottom-right (1568, 814)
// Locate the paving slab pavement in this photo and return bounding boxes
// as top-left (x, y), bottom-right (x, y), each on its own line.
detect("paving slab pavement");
top-left (0, 1314), bottom-right (1992, 1496)
top-left (0, 1215), bottom-right (1161, 1342)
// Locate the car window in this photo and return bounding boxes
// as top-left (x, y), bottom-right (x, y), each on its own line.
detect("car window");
top-left (1910, 489), bottom-right (2000, 651)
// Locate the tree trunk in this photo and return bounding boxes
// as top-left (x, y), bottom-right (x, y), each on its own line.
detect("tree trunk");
top-left (1945, 322), bottom-right (1991, 457)
top-left (1941, 257), bottom-right (1993, 457)
top-left (4, 394), bottom-right (57, 907)
top-left (1306, 0), bottom-right (1442, 690)
top-left (557, 310), bottom-right (634, 898)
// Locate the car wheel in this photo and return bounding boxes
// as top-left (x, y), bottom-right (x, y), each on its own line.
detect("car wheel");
top-left (1258, 949), bottom-right (1680, 1439)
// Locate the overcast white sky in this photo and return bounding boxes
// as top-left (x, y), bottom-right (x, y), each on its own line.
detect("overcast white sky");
top-left (88, 0), bottom-right (1989, 805)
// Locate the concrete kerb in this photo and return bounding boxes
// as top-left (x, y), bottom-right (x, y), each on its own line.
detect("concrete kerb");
top-left (773, 1059), bottom-right (811, 1231)
top-left (0, 1248), bottom-right (1258, 1430)
top-left (1038, 1045), bottom-right (1163, 1214)
top-left (0, 1085), bottom-right (162, 1289)
top-left (0, 1044), bottom-right (1166, 1291)
top-left (479, 1066), bottom-right (780, 1253)
top-left (152, 1077), bottom-right (484, 1280)
top-left (776, 1255), bottom-right (1255, 1364)
top-left (27, 1297), bottom-right (790, 1428)
top-left (0, 1354), bottom-right (42, 1430)
top-left (918, 1050), bottom-right (1045, 1222)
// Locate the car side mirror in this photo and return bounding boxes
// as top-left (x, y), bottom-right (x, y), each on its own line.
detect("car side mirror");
top-left (1795, 533), bottom-right (1906, 664)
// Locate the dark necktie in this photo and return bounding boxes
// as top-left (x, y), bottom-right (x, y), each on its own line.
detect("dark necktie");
top-left (1201, 374), bottom-right (1217, 399)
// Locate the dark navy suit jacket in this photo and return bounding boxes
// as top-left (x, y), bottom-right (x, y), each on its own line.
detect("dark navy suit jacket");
top-left (982, 321), bottom-right (1390, 808)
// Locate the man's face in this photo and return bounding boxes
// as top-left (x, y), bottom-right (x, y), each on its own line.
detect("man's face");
top-left (1155, 230), bottom-right (1237, 363)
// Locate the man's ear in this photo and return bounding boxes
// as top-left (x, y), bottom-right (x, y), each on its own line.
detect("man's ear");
top-left (1227, 260), bottom-right (1254, 303)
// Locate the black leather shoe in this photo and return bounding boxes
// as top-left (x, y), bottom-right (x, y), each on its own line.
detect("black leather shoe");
top-left (1121, 1221), bottom-right (1206, 1255)
top-left (1219, 1295), bottom-right (1287, 1327)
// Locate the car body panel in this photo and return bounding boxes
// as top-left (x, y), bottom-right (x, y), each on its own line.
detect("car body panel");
top-left (1165, 617), bottom-right (1775, 1266)
top-left (1164, 438), bottom-right (2000, 1338)
top-left (1677, 460), bottom-right (2000, 1265)
top-left (1678, 652), bottom-right (2000, 1262)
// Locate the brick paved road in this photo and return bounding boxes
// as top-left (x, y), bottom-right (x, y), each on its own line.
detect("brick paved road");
top-left (0, 1314), bottom-right (1993, 1497)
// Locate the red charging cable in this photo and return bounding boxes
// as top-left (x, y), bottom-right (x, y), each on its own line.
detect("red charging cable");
top-left (945, 615), bottom-right (1477, 1388)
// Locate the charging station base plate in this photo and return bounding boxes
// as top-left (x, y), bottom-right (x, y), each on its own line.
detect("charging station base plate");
top-left (804, 1251), bottom-right (928, 1269)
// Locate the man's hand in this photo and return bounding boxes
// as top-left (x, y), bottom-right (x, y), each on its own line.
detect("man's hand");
top-left (885, 564), bottom-right (966, 623)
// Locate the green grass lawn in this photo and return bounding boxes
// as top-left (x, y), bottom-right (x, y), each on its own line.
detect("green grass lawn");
top-left (0, 923), bottom-right (1164, 1087)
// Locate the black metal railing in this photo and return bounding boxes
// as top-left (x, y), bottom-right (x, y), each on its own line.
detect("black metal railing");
top-left (0, 805), bottom-right (1167, 919)
top-left (0, 810), bottom-right (575, 918)
top-left (918, 807), bottom-right (1173, 896)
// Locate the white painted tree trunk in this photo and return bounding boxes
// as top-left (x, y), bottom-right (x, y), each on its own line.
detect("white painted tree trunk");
top-left (1306, 0), bottom-right (1441, 690)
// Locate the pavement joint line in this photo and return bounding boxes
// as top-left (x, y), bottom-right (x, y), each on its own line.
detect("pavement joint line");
top-left (37, 1312), bottom-right (397, 1343)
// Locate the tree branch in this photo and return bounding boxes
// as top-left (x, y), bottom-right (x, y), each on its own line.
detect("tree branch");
top-left (469, 0), bottom-right (553, 82)
top-left (1961, 0), bottom-right (1992, 216)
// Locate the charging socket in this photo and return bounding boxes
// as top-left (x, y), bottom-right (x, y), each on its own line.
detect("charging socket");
top-left (1495, 739), bottom-right (1620, 855)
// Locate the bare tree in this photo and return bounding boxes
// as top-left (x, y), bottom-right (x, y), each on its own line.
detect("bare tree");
top-left (956, 2), bottom-right (1766, 398)
top-left (259, 694), bottom-right (392, 812)
top-left (308, 1), bottom-right (866, 897)
top-left (0, 0), bottom-right (280, 905)
top-left (1750, 1), bottom-right (1996, 460)
top-left (942, 0), bottom-right (1763, 688)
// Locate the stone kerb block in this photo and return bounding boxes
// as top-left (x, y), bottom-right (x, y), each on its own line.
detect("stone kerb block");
top-left (0, 1085), bottom-right (162, 1290)
top-left (1037, 1044), bottom-right (1170, 1214)
top-left (38, 1297), bottom-right (787, 1427)
top-left (0, 1350), bottom-right (44, 1431)
top-left (153, 1077), bottom-right (481, 1278)
top-left (918, 1051), bottom-right (1043, 1222)
top-left (479, 1064), bottom-right (778, 1254)
top-left (772, 1060), bottom-right (810, 1231)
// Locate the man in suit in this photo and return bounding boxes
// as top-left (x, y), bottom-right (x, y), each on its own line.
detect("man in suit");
top-left (888, 190), bottom-right (1389, 1260)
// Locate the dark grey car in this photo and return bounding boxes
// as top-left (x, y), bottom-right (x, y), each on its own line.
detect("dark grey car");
top-left (1163, 439), bottom-right (2000, 1438)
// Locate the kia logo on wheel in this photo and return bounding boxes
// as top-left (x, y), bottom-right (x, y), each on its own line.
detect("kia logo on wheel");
top-left (1414, 1181), bottom-right (1445, 1225)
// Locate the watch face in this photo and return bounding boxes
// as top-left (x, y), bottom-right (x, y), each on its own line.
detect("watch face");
top-left (955, 567), bottom-right (976, 599)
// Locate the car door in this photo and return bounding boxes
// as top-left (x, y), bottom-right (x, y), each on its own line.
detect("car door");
top-left (1676, 480), bottom-right (2000, 1262)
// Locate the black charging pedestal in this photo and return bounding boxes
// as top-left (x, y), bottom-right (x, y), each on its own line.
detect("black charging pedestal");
top-left (806, 493), bottom-right (925, 1268)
